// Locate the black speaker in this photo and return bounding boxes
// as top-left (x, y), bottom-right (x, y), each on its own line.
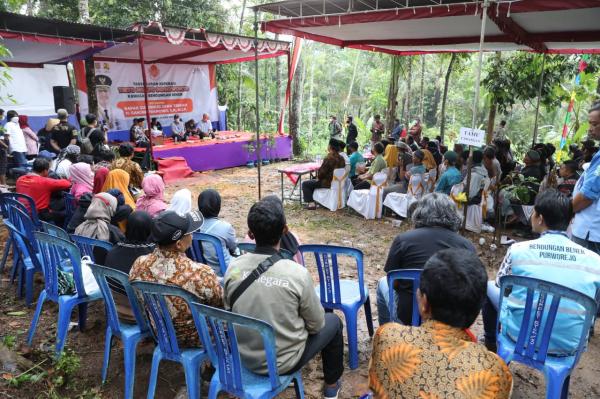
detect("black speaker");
top-left (52, 86), bottom-right (76, 114)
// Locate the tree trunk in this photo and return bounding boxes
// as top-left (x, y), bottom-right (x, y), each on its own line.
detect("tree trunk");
top-left (427, 61), bottom-right (444, 127)
top-left (308, 57), bottom-right (314, 138)
top-left (440, 53), bottom-right (457, 143)
top-left (290, 56), bottom-right (304, 156)
top-left (385, 56), bottom-right (401, 133)
top-left (419, 55), bottom-right (425, 122)
top-left (78, 0), bottom-right (90, 23)
top-left (403, 56), bottom-right (413, 127)
top-left (486, 100), bottom-right (497, 144)
top-left (236, 0), bottom-right (247, 130)
top-left (344, 53), bottom-right (360, 115)
top-left (275, 34), bottom-right (282, 113)
top-left (26, 0), bottom-right (36, 15)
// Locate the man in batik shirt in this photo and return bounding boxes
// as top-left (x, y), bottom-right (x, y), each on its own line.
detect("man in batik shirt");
top-left (130, 210), bottom-right (223, 346)
top-left (369, 249), bottom-right (512, 399)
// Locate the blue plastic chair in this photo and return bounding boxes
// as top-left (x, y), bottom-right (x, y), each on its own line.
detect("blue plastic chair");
top-left (70, 234), bottom-right (113, 264)
top-left (298, 244), bottom-right (374, 369)
top-left (0, 192), bottom-right (41, 228)
top-left (497, 275), bottom-right (598, 399)
top-left (27, 232), bottom-right (103, 356)
top-left (3, 219), bottom-right (39, 306)
top-left (190, 302), bottom-right (304, 399)
top-left (90, 264), bottom-right (150, 399)
top-left (387, 269), bottom-right (422, 326)
top-left (189, 232), bottom-right (228, 276)
top-left (1, 198), bottom-right (28, 278)
top-left (63, 192), bottom-right (77, 230)
top-left (237, 242), bottom-right (256, 254)
top-left (130, 281), bottom-right (209, 399)
top-left (41, 221), bottom-right (71, 241)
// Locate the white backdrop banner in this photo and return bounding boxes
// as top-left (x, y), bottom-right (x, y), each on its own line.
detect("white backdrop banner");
top-left (0, 64), bottom-right (69, 116)
top-left (79, 61), bottom-right (218, 131)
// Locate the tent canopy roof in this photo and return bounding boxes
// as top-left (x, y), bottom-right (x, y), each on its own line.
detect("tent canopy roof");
top-left (256, 0), bottom-right (600, 55)
top-left (0, 12), bottom-right (290, 66)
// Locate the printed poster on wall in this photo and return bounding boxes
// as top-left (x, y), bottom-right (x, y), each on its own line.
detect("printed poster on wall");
top-left (77, 61), bottom-right (218, 131)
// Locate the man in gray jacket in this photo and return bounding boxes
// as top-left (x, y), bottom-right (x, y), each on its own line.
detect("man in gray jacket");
top-left (224, 196), bottom-right (344, 399)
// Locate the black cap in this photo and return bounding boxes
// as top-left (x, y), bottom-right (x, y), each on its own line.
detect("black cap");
top-left (151, 210), bottom-right (204, 246)
top-left (95, 74), bottom-right (112, 87)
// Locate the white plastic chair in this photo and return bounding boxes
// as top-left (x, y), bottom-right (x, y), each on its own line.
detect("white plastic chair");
top-left (382, 173), bottom-right (425, 218)
top-left (347, 172), bottom-right (387, 219)
top-left (314, 168), bottom-right (349, 211)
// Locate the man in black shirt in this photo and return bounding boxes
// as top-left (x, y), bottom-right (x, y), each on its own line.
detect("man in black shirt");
top-left (376, 193), bottom-right (476, 325)
top-left (50, 109), bottom-right (78, 154)
top-left (345, 115), bottom-right (358, 145)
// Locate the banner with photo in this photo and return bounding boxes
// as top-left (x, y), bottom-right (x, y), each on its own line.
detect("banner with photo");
top-left (76, 61), bottom-right (218, 131)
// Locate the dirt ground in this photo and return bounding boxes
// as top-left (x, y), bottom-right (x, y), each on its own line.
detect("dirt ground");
top-left (1, 161), bottom-right (599, 398)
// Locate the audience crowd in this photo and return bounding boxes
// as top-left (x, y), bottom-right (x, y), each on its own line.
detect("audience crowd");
top-left (3, 104), bottom-right (600, 399)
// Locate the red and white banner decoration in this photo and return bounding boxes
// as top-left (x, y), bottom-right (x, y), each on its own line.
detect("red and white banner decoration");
top-left (76, 61), bottom-right (218, 131)
top-left (205, 32), bottom-right (290, 54)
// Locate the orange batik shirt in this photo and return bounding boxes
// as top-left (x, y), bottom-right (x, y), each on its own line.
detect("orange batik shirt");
top-left (369, 320), bottom-right (513, 399)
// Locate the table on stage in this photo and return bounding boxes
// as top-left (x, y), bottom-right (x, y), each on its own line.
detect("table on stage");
top-left (277, 162), bottom-right (321, 205)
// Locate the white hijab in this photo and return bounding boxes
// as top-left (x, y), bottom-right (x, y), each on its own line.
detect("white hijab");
top-left (168, 188), bottom-right (192, 216)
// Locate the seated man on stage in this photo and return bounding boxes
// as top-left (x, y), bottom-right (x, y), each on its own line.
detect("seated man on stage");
top-left (130, 118), bottom-right (149, 148)
top-left (198, 113), bottom-right (216, 139)
top-left (184, 119), bottom-right (199, 139)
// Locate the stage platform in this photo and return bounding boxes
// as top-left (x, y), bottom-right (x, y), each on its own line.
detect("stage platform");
top-left (151, 131), bottom-right (293, 172)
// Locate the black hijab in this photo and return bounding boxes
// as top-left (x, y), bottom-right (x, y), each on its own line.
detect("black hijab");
top-left (125, 211), bottom-right (153, 244)
top-left (198, 189), bottom-right (221, 219)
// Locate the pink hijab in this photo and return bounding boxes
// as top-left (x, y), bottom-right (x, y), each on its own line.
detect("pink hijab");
top-left (135, 174), bottom-right (167, 217)
top-left (70, 162), bottom-right (94, 200)
top-left (93, 167), bottom-right (109, 194)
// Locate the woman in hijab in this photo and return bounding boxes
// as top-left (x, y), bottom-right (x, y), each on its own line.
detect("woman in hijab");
top-left (104, 211), bottom-right (155, 322)
top-left (168, 188), bottom-right (192, 216)
top-left (136, 174), bottom-right (167, 217)
top-left (75, 192), bottom-right (125, 245)
top-left (93, 167), bottom-right (109, 194)
top-left (18, 115), bottom-right (38, 158)
top-left (69, 162), bottom-right (94, 200)
top-left (198, 189), bottom-right (237, 275)
top-left (107, 188), bottom-right (133, 232)
top-left (102, 169), bottom-right (136, 209)
top-left (383, 142), bottom-right (400, 169)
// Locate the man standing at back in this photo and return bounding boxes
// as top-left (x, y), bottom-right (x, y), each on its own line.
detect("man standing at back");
top-left (329, 115), bottom-right (342, 140)
top-left (224, 197), bottom-right (344, 399)
top-left (50, 109), bottom-right (78, 154)
top-left (572, 102), bottom-right (600, 255)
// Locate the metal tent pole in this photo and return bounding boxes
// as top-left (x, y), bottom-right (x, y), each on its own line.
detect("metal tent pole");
top-left (462, 0), bottom-right (489, 230)
top-left (254, 9), bottom-right (262, 200)
top-left (532, 52), bottom-right (548, 147)
top-left (137, 32), bottom-right (154, 160)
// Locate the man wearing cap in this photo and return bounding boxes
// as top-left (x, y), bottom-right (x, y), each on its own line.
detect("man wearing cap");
top-left (572, 103), bottom-right (600, 255)
top-left (435, 151), bottom-right (462, 195)
top-left (329, 116), bottom-right (342, 140)
top-left (129, 210), bottom-right (223, 345)
top-left (50, 109), bottom-right (78, 154)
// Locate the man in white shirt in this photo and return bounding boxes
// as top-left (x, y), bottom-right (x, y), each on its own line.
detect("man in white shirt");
top-left (5, 110), bottom-right (28, 168)
top-left (198, 113), bottom-right (215, 138)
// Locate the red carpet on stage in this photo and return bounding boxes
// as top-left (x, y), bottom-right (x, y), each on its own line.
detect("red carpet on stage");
top-left (156, 157), bottom-right (194, 183)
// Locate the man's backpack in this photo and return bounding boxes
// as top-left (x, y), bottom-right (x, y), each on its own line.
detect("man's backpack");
top-left (80, 126), bottom-right (98, 154)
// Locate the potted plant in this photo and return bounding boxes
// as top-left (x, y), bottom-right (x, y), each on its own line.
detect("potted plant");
top-left (243, 139), bottom-right (257, 168)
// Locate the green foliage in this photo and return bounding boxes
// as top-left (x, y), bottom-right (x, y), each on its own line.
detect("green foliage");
top-left (483, 53), bottom-right (576, 113)
top-left (503, 175), bottom-right (539, 204)
top-left (2, 334), bottom-right (16, 350)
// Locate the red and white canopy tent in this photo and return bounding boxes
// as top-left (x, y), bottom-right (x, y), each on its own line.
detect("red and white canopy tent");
top-left (254, 0), bottom-right (600, 213)
top-left (256, 0), bottom-right (600, 55)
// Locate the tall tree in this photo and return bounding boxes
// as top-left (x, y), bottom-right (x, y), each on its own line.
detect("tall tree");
top-left (235, 0), bottom-right (247, 130)
top-left (440, 53), bottom-right (457, 142)
top-left (403, 56), bottom-right (413, 127)
top-left (385, 55), bottom-right (401, 133)
top-left (290, 55), bottom-right (304, 156)
top-left (419, 55), bottom-right (425, 121)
